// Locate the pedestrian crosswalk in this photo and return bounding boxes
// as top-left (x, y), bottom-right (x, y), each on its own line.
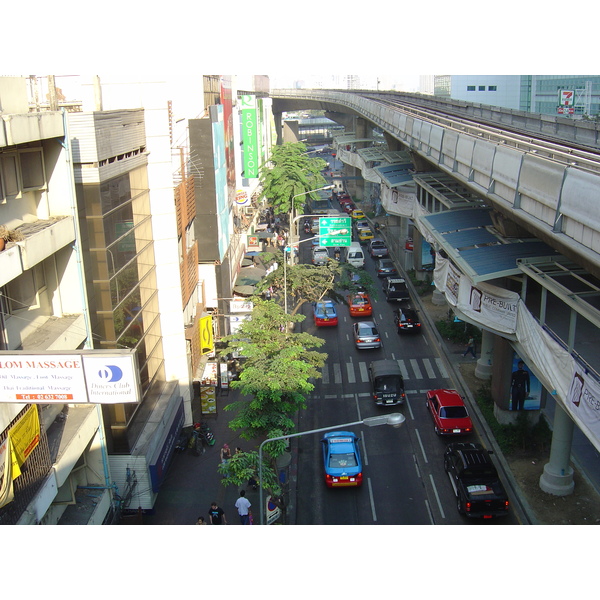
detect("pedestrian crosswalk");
top-left (318, 357), bottom-right (449, 386)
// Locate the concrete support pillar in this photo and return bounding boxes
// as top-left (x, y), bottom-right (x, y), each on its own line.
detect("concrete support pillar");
top-left (273, 112), bottom-right (283, 145)
top-left (539, 403), bottom-right (575, 496)
top-left (474, 328), bottom-right (493, 380)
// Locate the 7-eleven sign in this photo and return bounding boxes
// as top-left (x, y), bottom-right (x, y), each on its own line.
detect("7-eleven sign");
top-left (559, 90), bottom-right (574, 106)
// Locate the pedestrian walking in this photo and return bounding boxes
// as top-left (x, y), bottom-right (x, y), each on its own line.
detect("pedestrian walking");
top-left (463, 336), bottom-right (476, 358)
top-left (220, 443), bottom-right (232, 477)
top-left (235, 490), bottom-right (252, 525)
top-left (220, 443), bottom-right (231, 464)
top-left (511, 360), bottom-right (530, 411)
top-left (208, 502), bottom-right (227, 525)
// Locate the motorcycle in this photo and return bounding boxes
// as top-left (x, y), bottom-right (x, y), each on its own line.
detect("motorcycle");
top-left (175, 429), bottom-right (189, 453)
top-left (195, 422), bottom-right (215, 446)
top-left (303, 222), bottom-right (311, 234)
top-left (333, 248), bottom-right (341, 261)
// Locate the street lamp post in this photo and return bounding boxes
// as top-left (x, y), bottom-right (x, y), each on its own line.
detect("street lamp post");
top-left (258, 413), bottom-right (405, 524)
top-left (289, 184), bottom-right (334, 255)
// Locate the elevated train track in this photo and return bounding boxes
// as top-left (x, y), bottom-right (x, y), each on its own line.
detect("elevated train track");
top-left (359, 91), bottom-right (600, 174)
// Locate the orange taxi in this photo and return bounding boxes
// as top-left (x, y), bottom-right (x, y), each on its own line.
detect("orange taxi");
top-left (348, 292), bottom-right (373, 317)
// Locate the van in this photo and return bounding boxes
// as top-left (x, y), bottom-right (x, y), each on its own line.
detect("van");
top-left (368, 360), bottom-right (405, 405)
top-left (346, 242), bottom-right (364, 267)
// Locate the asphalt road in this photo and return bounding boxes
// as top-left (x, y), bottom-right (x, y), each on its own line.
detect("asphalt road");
top-left (293, 222), bottom-right (519, 525)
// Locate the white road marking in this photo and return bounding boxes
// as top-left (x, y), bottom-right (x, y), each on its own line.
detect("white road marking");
top-left (346, 362), bottom-right (356, 383)
top-left (414, 428), bottom-right (428, 463)
top-left (359, 362), bottom-right (369, 382)
top-left (367, 477), bottom-right (377, 522)
top-left (410, 358), bottom-right (423, 379)
top-left (422, 358), bottom-right (436, 378)
top-left (333, 363), bottom-right (342, 384)
top-left (436, 357), bottom-right (449, 379)
top-left (429, 473), bottom-right (446, 519)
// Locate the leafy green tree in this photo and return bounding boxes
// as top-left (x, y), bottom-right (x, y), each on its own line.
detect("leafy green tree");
top-left (217, 448), bottom-right (284, 496)
top-left (219, 299), bottom-right (327, 441)
top-left (259, 142), bottom-right (328, 215)
top-left (256, 249), bottom-right (378, 316)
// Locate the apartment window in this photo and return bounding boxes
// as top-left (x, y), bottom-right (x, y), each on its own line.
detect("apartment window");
top-left (488, 86), bottom-right (497, 91)
top-left (0, 153), bottom-right (20, 199)
top-left (19, 149), bottom-right (46, 190)
top-left (4, 264), bottom-right (46, 313)
top-left (0, 148), bottom-right (46, 200)
top-left (479, 86), bottom-right (486, 91)
top-left (467, 86), bottom-right (476, 91)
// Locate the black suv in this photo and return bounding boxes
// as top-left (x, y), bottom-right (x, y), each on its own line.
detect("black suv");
top-left (444, 442), bottom-right (510, 519)
top-left (393, 308), bottom-right (421, 333)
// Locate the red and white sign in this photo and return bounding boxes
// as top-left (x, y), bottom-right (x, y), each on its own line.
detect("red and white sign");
top-left (559, 90), bottom-right (574, 106)
top-left (0, 350), bottom-right (140, 404)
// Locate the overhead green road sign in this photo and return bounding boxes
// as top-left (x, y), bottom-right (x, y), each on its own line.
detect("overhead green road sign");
top-left (319, 216), bottom-right (352, 247)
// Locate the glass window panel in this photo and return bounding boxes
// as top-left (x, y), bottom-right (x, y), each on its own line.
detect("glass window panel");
top-left (20, 150), bottom-right (45, 189)
top-left (1, 154), bottom-right (19, 196)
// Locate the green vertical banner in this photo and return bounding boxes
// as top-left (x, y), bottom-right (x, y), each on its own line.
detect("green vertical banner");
top-left (241, 94), bottom-right (258, 178)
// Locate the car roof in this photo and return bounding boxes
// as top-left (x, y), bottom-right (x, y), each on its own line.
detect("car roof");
top-left (313, 246), bottom-right (327, 252)
top-left (356, 320), bottom-right (376, 329)
top-left (369, 359), bottom-right (402, 377)
top-left (429, 389), bottom-right (464, 406)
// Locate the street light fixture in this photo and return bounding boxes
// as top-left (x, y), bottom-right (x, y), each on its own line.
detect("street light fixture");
top-left (258, 412), bottom-right (406, 524)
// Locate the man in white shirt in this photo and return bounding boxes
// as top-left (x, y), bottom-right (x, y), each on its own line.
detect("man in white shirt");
top-left (234, 490), bottom-right (252, 525)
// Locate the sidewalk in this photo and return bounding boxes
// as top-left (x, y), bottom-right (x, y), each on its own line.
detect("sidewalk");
top-left (143, 393), bottom-right (263, 526)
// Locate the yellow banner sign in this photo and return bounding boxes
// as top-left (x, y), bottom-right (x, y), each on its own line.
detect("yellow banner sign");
top-left (9, 405), bottom-right (40, 468)
top-left (199, 316), bottom-right (214, 355)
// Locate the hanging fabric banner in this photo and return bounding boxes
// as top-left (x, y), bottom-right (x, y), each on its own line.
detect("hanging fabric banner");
top-left (0, 436), bottom-right (14, 509)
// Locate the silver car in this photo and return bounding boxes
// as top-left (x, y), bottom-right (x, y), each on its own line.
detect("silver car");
top-left (312, 246), bottom-right (329, 265)
top-left (352, 320), bottom-right (382, 350)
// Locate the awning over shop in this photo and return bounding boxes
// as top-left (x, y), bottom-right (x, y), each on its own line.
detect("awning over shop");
top-left (235, 265), bottom-right (266, 286)
top-left (419, 207), bottom-right (560, 283)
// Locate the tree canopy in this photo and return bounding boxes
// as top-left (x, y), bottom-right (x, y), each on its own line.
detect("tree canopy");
top-left (219, 299), bottom-right (327, 441)
top-left (259, 142), bottom-right (328, 215)
top-left (256, 249), bottom-right (378, 316)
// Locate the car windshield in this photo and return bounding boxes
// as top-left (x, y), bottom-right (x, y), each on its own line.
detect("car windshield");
top-left (440, 406), bottom-right (468, 419)
top-left (318, 305), bottom-right (335, 316)
top-left (352, 297), bottom-right (368, 306)
top-left (329, 452), bottom-right (358, 468)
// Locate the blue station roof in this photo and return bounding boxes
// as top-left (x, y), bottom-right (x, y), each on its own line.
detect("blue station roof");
top-left (419, 208), bottom-right (560, 283)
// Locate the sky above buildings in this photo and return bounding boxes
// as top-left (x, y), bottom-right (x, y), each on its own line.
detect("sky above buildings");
top-left (6, 2), bottom-right (596, 92)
